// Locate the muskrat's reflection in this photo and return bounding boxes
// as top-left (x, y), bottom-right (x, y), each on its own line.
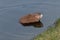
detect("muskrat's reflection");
top-left (21, 21), bottom-right (43, 28)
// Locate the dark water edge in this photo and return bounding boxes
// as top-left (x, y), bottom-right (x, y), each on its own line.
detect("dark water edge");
top-left (0, 0), bottom-right (60, 40)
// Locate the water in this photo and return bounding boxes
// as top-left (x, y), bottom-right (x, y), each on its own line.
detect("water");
top-left (0, 0), bottom-right (60, 40)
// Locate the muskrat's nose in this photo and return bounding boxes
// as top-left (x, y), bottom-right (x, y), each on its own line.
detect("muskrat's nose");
top-left (40, 14), bottom-right (43, 19)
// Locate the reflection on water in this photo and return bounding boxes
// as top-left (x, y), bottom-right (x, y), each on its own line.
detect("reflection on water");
top-left (20, 21), bottom-right (43, 28)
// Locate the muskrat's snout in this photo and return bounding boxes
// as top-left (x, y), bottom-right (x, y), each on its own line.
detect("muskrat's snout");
top-left (35, 13), bottom-right (43, 19)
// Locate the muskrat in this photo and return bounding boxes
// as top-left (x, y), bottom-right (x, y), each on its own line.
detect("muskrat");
top-left (19, 12), bottom-right (43, 24)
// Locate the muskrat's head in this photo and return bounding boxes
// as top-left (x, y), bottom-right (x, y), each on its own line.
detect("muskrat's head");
top-left (33, 13), bottom-right (43, 19)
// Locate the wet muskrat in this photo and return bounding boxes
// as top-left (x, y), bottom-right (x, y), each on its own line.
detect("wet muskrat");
top-left (19, 12), bottom-right (43, 24)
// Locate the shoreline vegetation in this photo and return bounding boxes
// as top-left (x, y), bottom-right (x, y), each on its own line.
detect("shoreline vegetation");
top-left (33, 18), bottom-right (60, 40)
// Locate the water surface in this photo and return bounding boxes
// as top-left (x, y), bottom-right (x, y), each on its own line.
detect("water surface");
top-left (0, 0), bottom-right (60, 40)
